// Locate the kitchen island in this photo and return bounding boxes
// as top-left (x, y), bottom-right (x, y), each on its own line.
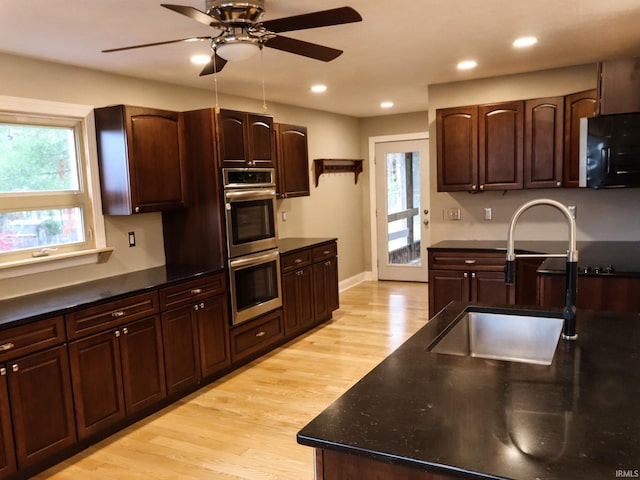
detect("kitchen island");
top-left (297, 301), bottom-right (640, 479)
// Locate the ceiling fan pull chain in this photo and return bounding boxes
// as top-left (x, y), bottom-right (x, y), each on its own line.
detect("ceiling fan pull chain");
top-left (213, 55), bottom-right (220, 113)
top-left (261, 48), bottom-right (268, 114)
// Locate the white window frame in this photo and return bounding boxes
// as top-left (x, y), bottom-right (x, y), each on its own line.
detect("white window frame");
top-left (0, 95), bottom-right (112, 279)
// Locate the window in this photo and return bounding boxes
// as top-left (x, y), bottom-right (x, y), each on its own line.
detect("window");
top-left (0, 95), bottom-right (109, 275)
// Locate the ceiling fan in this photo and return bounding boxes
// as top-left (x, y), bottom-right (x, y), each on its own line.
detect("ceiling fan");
top-left (103, 0), bottom-right (362, 75)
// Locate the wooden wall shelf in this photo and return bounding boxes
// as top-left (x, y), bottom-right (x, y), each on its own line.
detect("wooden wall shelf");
top-left (313, 159), bottom-right (363, 187)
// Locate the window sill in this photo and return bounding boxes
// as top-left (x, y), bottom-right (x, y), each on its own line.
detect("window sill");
top-left (0, 247), bottom-right (114, 280)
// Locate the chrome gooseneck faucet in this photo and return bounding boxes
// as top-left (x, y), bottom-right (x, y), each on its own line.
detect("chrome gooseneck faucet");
top-left (505, 199), bottom-right (579, 340)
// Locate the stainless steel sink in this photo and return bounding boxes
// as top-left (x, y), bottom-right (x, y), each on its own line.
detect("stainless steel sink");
top-left (427, 310), bottom-right (564, 365)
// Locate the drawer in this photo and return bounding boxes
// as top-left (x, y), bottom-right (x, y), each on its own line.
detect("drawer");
top-left (230, 309), bottom-right (283, 363)
top-left (281, 249), bottom-right (312, 273)
top-left (429, 251), bottom-right (506, 271)
top-left (312, 242), bottom-right (337, 262)
top-left (66, 291), bottom-right (159, 340)
top-left (159, 272), bottom-right (226, 311)
top-left (0, 316), bottom-right (65, 362)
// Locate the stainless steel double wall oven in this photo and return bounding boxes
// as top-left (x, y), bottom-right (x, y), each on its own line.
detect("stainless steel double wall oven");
top-left (223, 168), bottom-right (282, 325)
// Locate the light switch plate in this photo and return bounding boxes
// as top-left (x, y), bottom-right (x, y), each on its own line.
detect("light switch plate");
top-left (444, 207), bottom-right (461, 221)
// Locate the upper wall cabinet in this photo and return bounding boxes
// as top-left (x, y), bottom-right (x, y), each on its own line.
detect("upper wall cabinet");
top-left (95, 105), bottom-right (187, 215)
top-left (598, 58), bottom-right (640, 115)
top-left (216, 109), bottom-right (274, 168)
top-left (275, 123), bottom-right (310, 198)
top-left (524, 97), bottom-right (564, 188)
top-left (436, 105), bottom-right (478, 192)
top-left (563, 89), bottom-right (597, 188)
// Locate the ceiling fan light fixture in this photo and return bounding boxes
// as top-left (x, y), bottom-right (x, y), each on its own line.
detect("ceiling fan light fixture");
top-left (216, 41), bottom-right (261, 61)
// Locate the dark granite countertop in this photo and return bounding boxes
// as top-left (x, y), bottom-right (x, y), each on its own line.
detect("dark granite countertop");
top-left (297, 302), bottom-right (640, 480)
top-left (278, 237), bottom-right (337, 255)
top-left (429, 240), bottom-right (640, 277)
top-left (0, 265), bottom-right (219, 329)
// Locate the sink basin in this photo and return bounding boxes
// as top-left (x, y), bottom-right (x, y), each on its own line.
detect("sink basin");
top-left (427, 310), bottom-right (563, 365)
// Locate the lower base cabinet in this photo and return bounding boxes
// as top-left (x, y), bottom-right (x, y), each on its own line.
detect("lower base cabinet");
top-left (0, 371), bottom-right (16, 478)
top-left (69, 316), bottom-right (166, 440)
top-left (230, 309), bottom-right (284, 363)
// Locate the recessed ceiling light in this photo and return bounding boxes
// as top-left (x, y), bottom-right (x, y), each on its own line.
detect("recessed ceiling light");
top-left (457, 60), bottom-right (478, 70)
top-left (311, 84), bottom-right (327, 93)
top-left (190, 54), bottom-right (211, 65)
top-left (380, 101), bottom-right (394, 109)
top-left (513, 36), bottom-right (538, 48)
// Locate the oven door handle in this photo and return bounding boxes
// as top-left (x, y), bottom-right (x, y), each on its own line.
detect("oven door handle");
top-left (229, 249), bottom-right (280, 269)
top-left (225, 189), bottom-right (276, 202)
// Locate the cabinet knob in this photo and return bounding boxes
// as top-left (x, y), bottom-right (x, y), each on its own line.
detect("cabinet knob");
top-left (324, 261), bottom-right (331, 266)
top-left (0, 367), bottom-right (6, 376)
top-left (111, 310), bottom-right (125, 318)
top-left (0, 342), bottom-right (15, 352)
top-left (122, 327), bottom-right (129, 335)
top-left (135, 206), bottom-right (140, 213)
top-left (194, 304), bottom-right (199, 311)
top-left (472, 272), bottom-right (476, 278)
top-left (11, 364), bottom-right (18, 373)
top-left (200, 303), bottom-right (205, 309)
top-left (296, 270), bottom-right (303, 276)
top-left (464, 273), bottom-right (468, 278)
top-left (479, 185), bottom-right (484, 191)
top-left (115, 330), bottom-right (121, 337)
top-left (556, 181), bottom-right (561, 187)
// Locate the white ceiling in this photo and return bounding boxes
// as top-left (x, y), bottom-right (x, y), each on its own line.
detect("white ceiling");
top-left (1, 0), bottom-right (639, 117)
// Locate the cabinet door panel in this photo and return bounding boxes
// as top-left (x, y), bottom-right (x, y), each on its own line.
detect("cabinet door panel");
top-left (472, 271), bottom-right (512, 305)
top-left (524, 97), bottom-right (564, 188)
top-left (429, 270), bottom-right (468, 318)
top-left (69, 330), bottom-right (125, 440)
top-left (119, 316), bottom-right (166, 414)
top-left (0, 370), bottom-right (16, 478)
top-left (563, 90), bottom-right (597, 187)
top-left (479, 101), bottom-right (524, 190)
top-left (218, 110), bottom-right (247, 164)
top-left (313, 258), bottom-right (339, 322)
top-left (198, 295), bottom-right (231, 378)
top-left (161, 307), bottom-right (200, 395)
top-left (276, 124), bottom-right (310, 198)
top-left (436, 106), bottom-right (478, 191)
top-left (248, 113), bottom-right (274, 166)
top-left (8, 346), bottom-right (76, 469)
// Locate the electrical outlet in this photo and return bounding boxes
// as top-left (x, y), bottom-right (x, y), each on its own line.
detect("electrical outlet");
top-left (128, 231), bottom-right (136, 247)
top-left (282, 211), bottom-right (288, 222)
top-left (484, 207), bottom-right (492, 221)
top-left (443, 207), bottom-right (461, 221)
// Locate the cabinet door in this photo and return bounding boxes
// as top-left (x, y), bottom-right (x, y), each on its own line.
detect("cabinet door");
top-left (69, 330), bottom-right (125, 440)
top-left (524, 97), bottom-right (564, 188)
top-left (479, 101), bottom-right (524, 190)
top-left (248, 113), bottom-right (274, 167)
top-left (282, 266), bottom-right (314, 336)
top-left (428, 270), bottom-right (469, 318)
top-left (313, 258), bottom-right (339, 322)
top-left (7, 345), bottom-right (76, 469)
top-left (217, 109), bottom-right (248, 167)
top-left (276, 124), bottom-right (310, 198)
top-left (119, 316), bottom-right (166, 414)
top-left (198, 295), bottom-right (231, 379)
top-left (598, 59), bottom-right (640, 115)
top-left (161, 307), bottom-right (201, 395)
top-left (436, 106), bottom-right (478, 192)
top-left (563, 90), bottom-right (597, 187)
top-left (472, 271), bottom-right (513, 305)
top-left (0, 368), bottom-right (16, 478)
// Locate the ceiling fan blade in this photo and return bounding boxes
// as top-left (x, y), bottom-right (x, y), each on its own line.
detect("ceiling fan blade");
top-left (199, 54), bottom-right (228, 75)
top-left (161, 3), bottom-right (224, 27)
top-left (261, 7), bottom-right (362, 33)
top-left (102, 36), bottom-right (211, 53)
top-left (265, 35), bottom-right (343, 62)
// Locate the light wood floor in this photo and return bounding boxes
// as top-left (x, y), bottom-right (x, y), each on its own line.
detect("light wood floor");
top-left (37, 281), bottom-right (429, 480)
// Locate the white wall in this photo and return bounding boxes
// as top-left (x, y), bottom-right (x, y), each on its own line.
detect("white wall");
top-left (0, 53), bottom-right (362, 298)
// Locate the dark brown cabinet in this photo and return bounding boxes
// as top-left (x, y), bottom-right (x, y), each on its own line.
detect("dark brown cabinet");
top-left (275, 123), bottom-right (310, 198)
top-left (67, 294), bottom-right (166, 440)
top-left (229, 308), bottom-right (284, 363)
top-left (563, 89), bottom-right (597, 187)
top-left (598, 58), bottom-right (640, 115)
top-left (312, 243), bottom-right (340, 322)
top-left (524, 97), bottom-right (564, 188)
top-left (538, 274), bottom-right (640, 313)
top-left (281, 250), bottom-right (315, 337)
top-left (428, 251), bottom-right (513, 318)
top-left (159, 273), bottom-right (230, 393)
top-left (436, 105), bottom-right (478, 192)
top-left (478, 101), bottom-right (524, 191)
top-left (216, 109), bottom-right (274, 168)
top-left (94, 105), bottom-right (187, 214)
top-left (0, 316), bottom-right (75, 472)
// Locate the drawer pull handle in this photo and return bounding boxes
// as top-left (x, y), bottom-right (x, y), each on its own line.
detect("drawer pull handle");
top-left (255, 331), bottom-right (266, 337)
top-left (294, 258), bottom-right (303, 264)
top-left (191, 288), bottom-right (202, 295)
top-left (11, 364), bottom-right (18, 373)
top-left (111, 310), bottom-right (125, 318)
top-left (323, 250), bottom-right (331, 255)
top-left (464, 259), bottom-right (476, 264)
top-left (0, 342), bottom-right (15, 352)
